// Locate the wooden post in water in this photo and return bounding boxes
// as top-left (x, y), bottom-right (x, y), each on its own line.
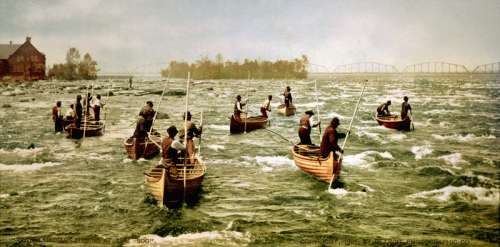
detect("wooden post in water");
top-left (328, 83), bottom-right (366, 189)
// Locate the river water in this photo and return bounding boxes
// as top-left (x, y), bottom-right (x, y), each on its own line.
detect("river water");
top-left (0, 77), bottom-right (498, 246)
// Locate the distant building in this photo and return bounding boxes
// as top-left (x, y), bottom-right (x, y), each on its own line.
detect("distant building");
top-left (0, 37), bottom-right (46, 81)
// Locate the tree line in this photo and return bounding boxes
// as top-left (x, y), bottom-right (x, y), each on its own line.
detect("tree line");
top-left (160, 54), bottom-right (309, 79)
top-left (48, 48), bottom-right (98, 80)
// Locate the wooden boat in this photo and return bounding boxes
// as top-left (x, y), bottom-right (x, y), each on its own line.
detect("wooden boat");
top-left (124, 134), bottom-right (162, 160)
top-left (229, 114), bottom-right (268, 134)
top-left (144, 157), bottom-right (206, 207)
top-left (375, 114), bottom-right (411, 131)
top-left (291, 145), bottom-right (341, 183)
top-left (277, 103), bottom-right (296, 116)
top-left (65, 121), bottom-right (104, 139)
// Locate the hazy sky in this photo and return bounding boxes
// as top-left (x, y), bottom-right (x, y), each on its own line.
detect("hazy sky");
top-left (1, 0), bottom-right (499, 73)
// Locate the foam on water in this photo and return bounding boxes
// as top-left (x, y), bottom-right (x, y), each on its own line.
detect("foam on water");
top-left (207, 144), bottom-right (225, 151)
top-left (0, 147), bottom-right (44, 158)
top-left (438, 153), bottom-right (467, 168)
top-left (411, 145), bottom-right (433, 160)
top-left (243, 155), bottom-right (294, 166)
top-left (327, 188), bottom-right (367, 197)
top-left (0, 162), bottom-right (63, 172)
top-left (409, 186), bottom-right (500, 206)
top-left (423, 109), bottom-right (459, 115)
top-left (206, 124), bottom-right (230, 131)
top-left (343, 151), bottom-right (393, 167)
top-left (125, 230), bottom-right (250, 247)
top-left (432, 133), bottom-right (496, 142)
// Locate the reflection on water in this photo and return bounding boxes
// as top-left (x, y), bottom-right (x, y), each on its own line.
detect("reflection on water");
top-left (0, 78), bottom-right (498, 246)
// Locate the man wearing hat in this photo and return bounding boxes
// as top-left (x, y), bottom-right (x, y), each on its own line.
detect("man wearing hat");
top-left (320, 117), bottom-right (346, 160)
top-left (298, 110), bottom-right (321, 145)
top-left (162, 125), bottom-right (185, 163)
top-left (283, 86), bottom-right (293, 108)
top-left (233, 95), bottom-right (247, 121)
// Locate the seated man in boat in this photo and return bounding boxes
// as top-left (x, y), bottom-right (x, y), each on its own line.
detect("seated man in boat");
top-left (92, 94), bottom-right (105, 122)
top-left (179, 111), bottom-right (202, 164)
top-left (320, 117), bottom-right (346, 160)
top-left (64, 104), bottom-right (76, 126)
top-left (298, 110), bottom-right (321, 145)
top-left (283, 86), bottom-right (293, 107)
top-left (51, 101), bottom-right (64, 133)
top-left (260, 95), bottom-right (272, 118)
top-left (162, 126), bottom-right (185, 164)
top-left (233, 95), bottom-right (247, 121)
top-left (75, 95), bottom-right (83, 128)
top-left (401, 96), bottom-right (412, 120)
top-left (376, 100), bottom-right (391, 117)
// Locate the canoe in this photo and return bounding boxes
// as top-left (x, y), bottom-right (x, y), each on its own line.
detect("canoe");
top-left (65, 121), bottom-right (104, 139)
top-left (124, 134), bottom-right (162, 160)
top-left (375, 114), bottom-right (411, 131)
top-left (144, 157), bottom-right (206, 207)
top-left (277, 103), bottom-right (296, 116)
top-left (291, 145), bottom-right (340, 183)
top-left (229, 114), bottom-right (268, 134)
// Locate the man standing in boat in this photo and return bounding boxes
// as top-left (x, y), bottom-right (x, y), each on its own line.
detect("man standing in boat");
top-left (377, 100), bottom-right (391, 116)
top-left (51, 101), bottom-right (64, 133)
top-left (92, 94), bottom-right (105, 122)
top-left (162, 125), bottom-right (185, 164)
top-left (283, 86), bottom-right (293, 108)
top-left (320, 117), bottom-right (346, 160)
top-left (180, 111), bottom-right (202, 164)
top-left (75, 95), bottom-right (83, 128)
top-left (401, 96), bottom-right (412, 120)
top-left (233, 95), bottom-right (247, 121)
top-left (140, 101), bottom-right (156, 133)
top-left (298, 110), bottom-right (321, 145)
top-left (260, 95), bottom-right (272, 118)
top-left (133, 111), bottom-right (147, 140)
top-left (64, 104), bottom-right (76, 126)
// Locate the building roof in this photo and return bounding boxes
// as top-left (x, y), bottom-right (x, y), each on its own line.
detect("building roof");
top-left (0, 43), bottom-right (22, 60)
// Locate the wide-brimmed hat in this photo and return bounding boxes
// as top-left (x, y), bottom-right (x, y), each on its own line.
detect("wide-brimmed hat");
top-left (305, 110), bottom-right (314, 115)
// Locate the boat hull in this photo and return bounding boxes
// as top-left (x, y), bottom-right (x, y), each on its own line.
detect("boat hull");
top-left (291, 145), bottom-right (340, 183)
top-left (145, 158), bottom-right (206, 208)
top-left (65, 121), bottom-right (104, 139)
top-left (229, 115), bottom-right (268, 134)
top-left (277, 104), bottom-right (296, 116)
top-left (124, 135), bottom-right (161, 160)
top-left (375, 115), bottom-right (411, 131)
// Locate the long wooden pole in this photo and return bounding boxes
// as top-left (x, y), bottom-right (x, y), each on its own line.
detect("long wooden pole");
top-left (328, 83), bottom-right (366, 189)
top-left (183, 72), bottom-right (191, 203)
top-left (314, 80), bottom-right (322, 143)
top-left (103, 83), bottom-right (112, 133)
top-left (244, 72), bottom-right (250, 133)
top-left (144, 76), bottom-right (169, 154)
top-left (82, 83), bottom-right (90, 140)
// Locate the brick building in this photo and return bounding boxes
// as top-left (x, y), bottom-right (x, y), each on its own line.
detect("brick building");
top-left (0, 37), bottom-right (46, 81)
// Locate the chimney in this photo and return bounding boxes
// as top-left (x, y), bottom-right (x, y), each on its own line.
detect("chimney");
top-left (26, 37), bottom-right (31, 43)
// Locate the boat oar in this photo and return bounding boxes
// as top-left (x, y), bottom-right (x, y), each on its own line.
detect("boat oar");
top-left (410, 111), bottom-right (415, 131)
top-left (314, 80), bottom-right (322, 143)
top-left (198, 111), bottom-right (203, 156)
top-left (263, 128), bottom-right (319, 152)
top-left (328, 83), bottom-right (366, 189)
top-left (103, 83), bottom-right (112, 134)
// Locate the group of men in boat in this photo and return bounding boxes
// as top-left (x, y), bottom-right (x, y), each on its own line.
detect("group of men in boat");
top-left (377, 96), bottom-right (413, 120)
top-left (233, 86), bottom-right (293, 121)
top-left (51, 93), bottom-right (105, 133)
top-left (131, 101), bottom-right (202, 164)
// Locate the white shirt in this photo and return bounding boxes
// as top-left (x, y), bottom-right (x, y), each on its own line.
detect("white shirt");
top-left (261, 99), bottom-right (271, 110)
top-left (92, 98), bottom-right (103, 107)
top-left (65, 108), bottom-right (75, 118)
top-left (236, 101), bottom-right (243, 111)
top-left (171, 140), bottom-right (185, 151)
